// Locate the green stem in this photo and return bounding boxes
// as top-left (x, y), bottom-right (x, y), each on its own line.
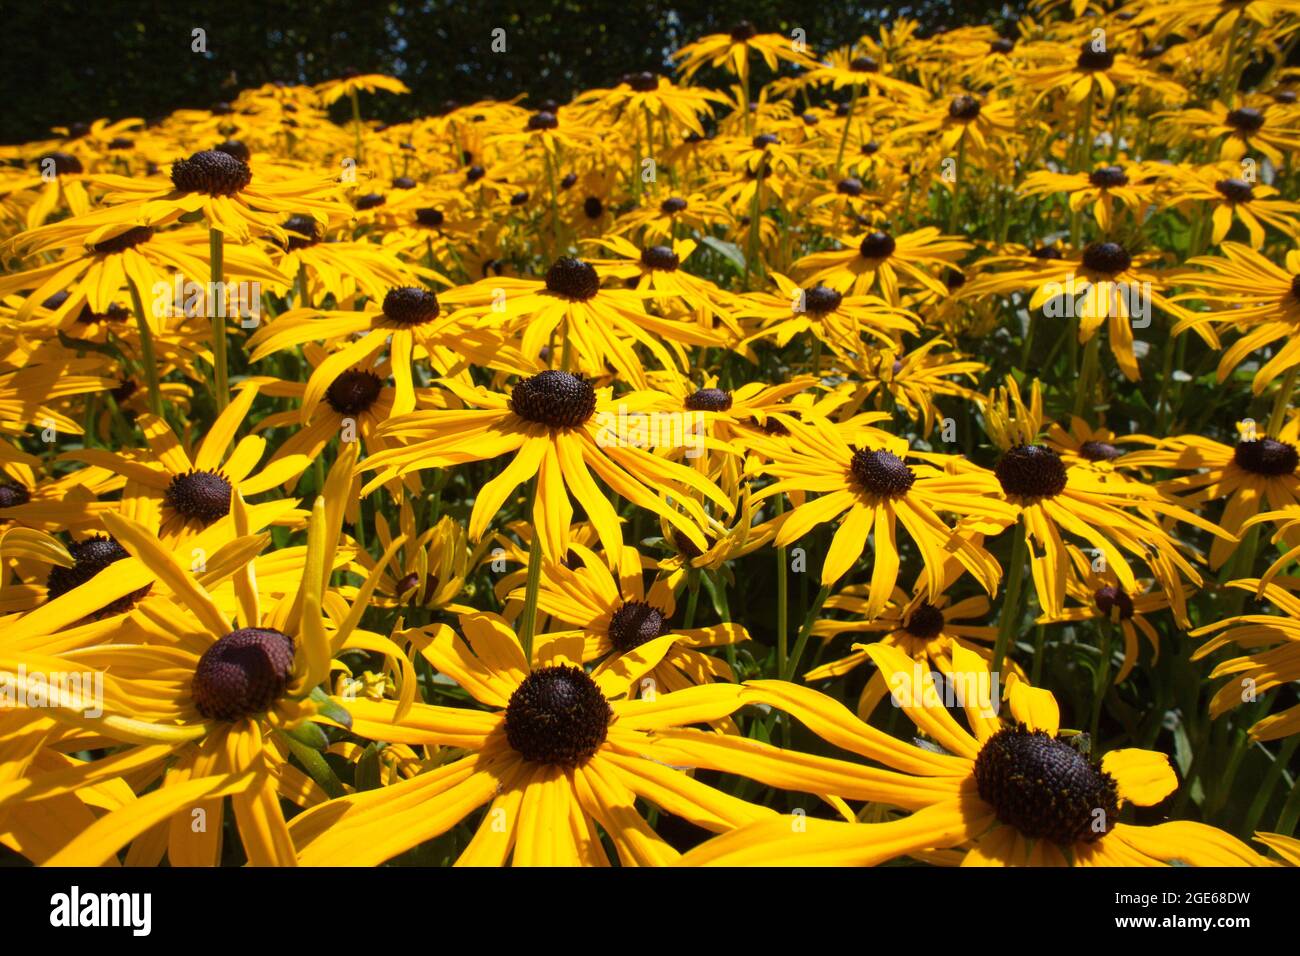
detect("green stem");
top-left (127, 279), bottom-right (163, 418)
top-left (1030, 623), bottom-right (1047, 685)
top-left (643, 106), bottom-right (657, 194)
top-left (683, 568), bottom-right (702, 629)
top-left (740, 63), bottom-right (752, 138)
top-left (1230, 729), bottom-right (1283, 832)
top-left (1267, 366), bottom-right (1297, 438)
top-left (209, 226), bottom-right (229, 411)
top-left (1218, 16), bottom-right (1245, 100)
top-left (518, 480), bottom-right (544, 663)
top-left (1074, 88), bottom-right (1095, 173)
top-left (947, 132), bottom-right (967, 235)
top-left (544, 149), bottom-right (562, 256)
top-left (712, 569), bottom-right (740, 682)
top-left (746, 166), bottom-right (765, 286)
top-left (1073, 331), bottom-right (1101, 419)
top-left (782, 584), bottom-right (830, 683)
top-left (833, 83), bottom-right (860, 176)
top-left (1089, 618), bottom-right (1113, 743)
top-left (1272, 754), bottom-right (1300, 836)
top-left (992, 523), bottom-right (1028, 680)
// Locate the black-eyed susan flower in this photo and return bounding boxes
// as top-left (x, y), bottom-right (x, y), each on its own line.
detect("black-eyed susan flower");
top-left (795, 227), bottom-right (971, 303)
top-left (748, 413), bottom-right (1012, 608)
top-left (283, 612), bottom-right (785, 865)
top-left (364, 370), bottom-right (730, 563)
top-left (681, 645), bottom-right (1267, 866)
top-left (64, 383), bottom-right (308, 540)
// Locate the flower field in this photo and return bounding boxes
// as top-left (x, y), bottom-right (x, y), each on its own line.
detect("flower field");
top-left (1, 0), bottom-right (1299, 870)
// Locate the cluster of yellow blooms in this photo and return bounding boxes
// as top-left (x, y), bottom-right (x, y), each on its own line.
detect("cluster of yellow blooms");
top-left (0, 0), bottom-right (1299, 867)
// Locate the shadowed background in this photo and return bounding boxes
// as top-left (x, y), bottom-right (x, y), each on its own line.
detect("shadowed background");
top-left (0, 0), bottom-right (1028, 144)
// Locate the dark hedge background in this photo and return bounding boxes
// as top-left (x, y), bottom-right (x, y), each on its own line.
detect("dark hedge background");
top-left (0, 1), bottom-right (1027, 144)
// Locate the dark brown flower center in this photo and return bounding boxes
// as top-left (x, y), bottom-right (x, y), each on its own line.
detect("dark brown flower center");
top-left (583, 196), bottom-right (604, 219)
top-left (504, 665), bottom-right (611, 765)
top-left (1076, 44), bottom-right (1116, 72)
top-left (0, 481), bottom-right (30, 510)
top-left (660, 197), bottom-right (688, 214)
top-left (1088, 165), bottom-right (1128, 188)
top-left (396, 571), bottom-right (440, 605)
top-left (850, 55), bottom-right (879, 73)
top-left (753, 415), bottom-right (790, 435)
top-left (92, 225), bottom-right (153, 254)
top-left (1215, 177), bottom-right (1255, 204)
top-left (171, 149), bottom-right (251, 196)
top-left (625, 71), bottom-right (659, 92)
top-left (641, 245), bottom-right (679, 271)
top-left (355, 192), bottom-right (386, 210)
top-left (415, 207), bottom-right (445, 227)
top-left (1226, 107), bottom-right (1265, 133)
top-left (1094, 585), bottom-right (1135, 620)
top-left (46, 535), bottom-right (151, 618)
top-left (381, 286), bottom-right (440, 325)
top-left (903, 602), bottom-right (945, 638)
top-left (836, 176), bottom-right (864, 196)
top-left (282, 214), bottom-right (321, 249)
top-left (685, 387), bottom-right (732, 411)
top-left (326, 369), bottom-right (383, 416)
top-left (509, 370), bottom-right (597, 428)
top-left (804, 284), bottom-right (843, 314)
top-left (608, 600), bottom-right (668, 652)
top-left (730, 21), bottom-right (758, 42)
top-left (1081, 241), bottom-right (1131, 275)
top-left (191, 627), bottom-right (295, 721)
top-left (544, 256), bottom-right (600, 301)
top-left (850, 448), bottom-right (915, 497)
top-left (1234, 437), bottom-right (1298, 476)
top-left (39, 151), bottom-right (83, 176)
top-left (859, 231), bottom-right (896, 260)
top-left (77, 303), bottom-right (130, 324)
top-left (165, 470), bottom-right (232, 524)
top-left (527, 111), bottom-right (559, 131)
top-left (995, 444), bottom-right (1068, 499)
top-left (974, 727), bottom-right (1119, 845)
top-left (948, 94), bottom-right (981, 120)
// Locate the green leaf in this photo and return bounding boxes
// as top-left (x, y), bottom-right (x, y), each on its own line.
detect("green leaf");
top-left (700, 236), bottom-right (746, 275)
top-left (279, 731), bottom-right (346, 799)
top-left (310, 685), bottom-right (353, 730)
top-left (282, 719), bottom-right (329, 751)
top-left (354, 743), bottom-right (384, 792)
